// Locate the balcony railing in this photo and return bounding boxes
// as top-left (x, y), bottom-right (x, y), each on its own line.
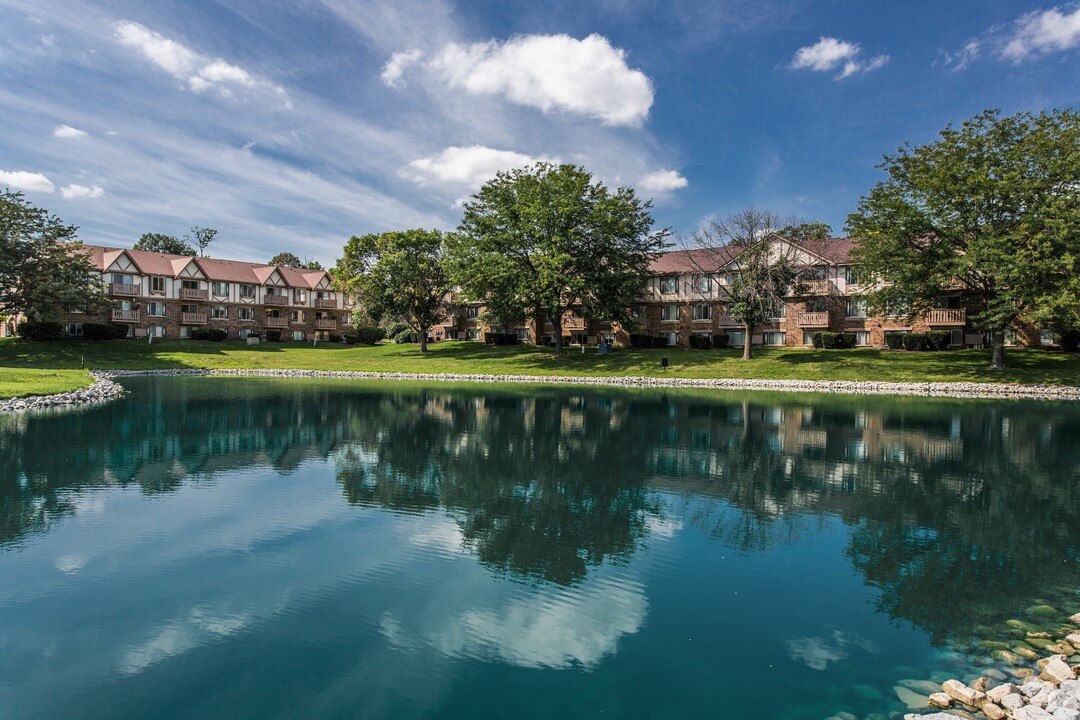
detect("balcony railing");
top-left (111, 309), bottom-right (140, 322)
top-left (109, 282), bottom-right (139, 296)
top-left (315, 318), bottom-right (337, 330)
top-left (797, 311), bottom-right (830, 327)
top-left (927, 308), bottom-right (966, 325)
top-left (796, 280), bottom-right (837, 296)
top-left (315, 298), bottom-right (336, 309)
top-left (181, 312), bottom-right (207, 325)
top-left (265, 316), bottom-right (288, 328)
top-left (265, 294), bottom-right (289, 306)
top-left (179, 287), bottom-right (208, 300)
top-left (715, 314), bottom-right (741, 327)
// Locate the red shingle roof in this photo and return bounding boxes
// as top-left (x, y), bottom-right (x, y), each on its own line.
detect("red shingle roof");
top-left (648, 236), bottom-right (857, 275)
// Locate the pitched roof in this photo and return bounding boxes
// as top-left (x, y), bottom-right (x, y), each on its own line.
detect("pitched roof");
top-left (648, 236), bottom-right (857, 275)
top-left (79, 244), bottom-right (333, 286)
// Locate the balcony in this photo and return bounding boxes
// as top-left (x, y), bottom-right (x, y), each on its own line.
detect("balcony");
top-left (111, 309), bottom-right (140, 322)
top-left (797, 280), bottom-right (837, 296)
top-left (265, 294), bottom-right (289, 306)
top-left (927, 308), bottom-right (966, 325)
top-left (179, 287), bottom-right (208, 300)
top-left (265, 316), bottom-right (288, 328)
top-left (716, 314), bottom-right (742, 327)
top-left (315, 298), bottom-right (336, 309)
top-left (315, 318), bottom-right (337, 330)
top-left (797, 312), bottom-right (830, 327)
top-left (109, 282), bottom-right (139, 296)
top-left (181, 312), bottom-right (207, 325)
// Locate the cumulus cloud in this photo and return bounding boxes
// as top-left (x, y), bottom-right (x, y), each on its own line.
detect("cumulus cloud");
top-left (53, 124), bottom-right (88, 139)
top-left (381, 49), bottom-right (423, 88)
top-left (411, 33), bottom-right (652, 126)
top-left (791, 37), bottom-right (888, 79)
top-left (404, 145), bottom-right (551, 189)
top-left (113, 21), bottom-right (285, 99)
top-left (60, 184), bottom-right (106, 199)
top-left (638, 169), bottom-right (688, 196)
top-left (0, 170), bottom-right (55, 192)
top-left (1002, 4), bottom-right (1080, 61)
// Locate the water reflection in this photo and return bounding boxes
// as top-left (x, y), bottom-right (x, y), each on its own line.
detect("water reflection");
top-left (2, 377), bottom-right (1079, 649)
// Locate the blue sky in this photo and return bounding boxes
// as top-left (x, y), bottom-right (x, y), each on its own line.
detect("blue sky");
top-left (1, 0), bottom-right (1078, 266)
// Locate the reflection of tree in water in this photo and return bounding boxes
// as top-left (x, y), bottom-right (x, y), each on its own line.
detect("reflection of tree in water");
top-left (335, 392), bottom-right (659, 585)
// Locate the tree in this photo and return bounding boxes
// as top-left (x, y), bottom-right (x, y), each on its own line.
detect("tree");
top-left (689, 208), bottom-right (802, 360)
top-left (335, 229), bottom-right (451, 352)
top-left (133, 232), bottom-right (195, 256)
top-left (0, 190), bottom-right (110, 324)
top-left (846, 108), bottom-right (1080, 370)
top-left (303, 259), bottom-right (323, 271)
top-left (449, 162), bottom-right (667, 354)
top-left (268, 251), bottom-right (302, 268)
top-left (186, 226), bottom-right (218, 257)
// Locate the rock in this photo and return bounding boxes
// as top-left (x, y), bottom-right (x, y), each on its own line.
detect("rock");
top-left (943, 679), bottom-right (986, 708)
top-left (1050, 642), bottom-right (1077, 656)
top-left (1027, 681), bottom-right (1052, 697)
top-left (985, 669), bottom-right (1008, 681)
top-left (1053, 708), bottom-right (1080, 720)
top-left (1071, 614), bottom-right (1080, 625)
top-left (1031, 632), bottom-right (1057, 639)
top-left (1002, 692), bottom-right (1026, 710)
top-left (1047, 656), bottom-right (1079, 684)
top-left (903, 714), bottom-right (957, 720)
top-left (851, 684), bottom-right (884, 702)
top-left (981, 702), bottom-right (1007, 720)
top-left (898, 678), bottom-right (944, 695)
top-left (1067, 634), bottom-right (1080, 648)
top-left (1029, 605), bottom-right (1062, 619)
top-left (928, 692), bottom-right (952, 708)
top-left (894, 686), bottom-right (927, 710)
top-left (1031, 638), bottom-right (1058, 650)
top-left (1013, 668), bottom-right (1038, 681)
top-left (996, 649), bottom-right (1027, 666)
top-left (1015, 707), bottom-right (1055, 720)
top-left (1033, 687), bottom-right (1056, 708)
top-left (1018, 646), bottom-right (1043, 660)
top-left (987, 683), bottom-right (1018, 703)
top-left (972, 676), bottom-right (990, 692)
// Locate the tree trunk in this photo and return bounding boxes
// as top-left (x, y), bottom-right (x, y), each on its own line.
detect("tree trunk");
top-left (531, 302), bottom-right (545, 345)
top-left (419, 326), bottom-right (428, 353)
top-left (989, 330), bottom-right (1005, 371)
top-left (553, 313), bottom-right (564, 354)
top-left (742, 322), bottom-right (753, 360)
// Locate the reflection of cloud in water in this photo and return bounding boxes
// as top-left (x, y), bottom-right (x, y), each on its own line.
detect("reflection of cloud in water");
top-left (55, 555), bottom-right (86, 573)
top-left (383, 576), bottom-right (648, 669)
top-left (646, 514), bottom-right (683, 539)
top-left (409, 518), bottom-right (466, 556)
top-left (118, 606), bottom-right (252, 675)
top-left (785, 630), bottom-right (880, 671)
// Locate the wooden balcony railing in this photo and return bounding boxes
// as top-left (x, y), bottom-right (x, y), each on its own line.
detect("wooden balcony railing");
top-left (315, 298), bottom-right (336, 309)
top-left (111, 309), bottom-right (140, 322)
top-left (181, 312), bottom-right (207, 325)
top-left (265, 316), bottom-right (288, 328)
top-left (109, 282), bottom-right (139, 296)
top-left (715, 314), bottom-right (741, 327)
top-left (265, 295), bottom-right (288, 306)
top-left (315, 318), bottom-right (337, 330)
top-left (797, 312), bottom-right (830, 327)
top-left (797, 280), bottom-right (837, 296)
top-left (927, 308), bottom-right (966, 325)
top-left (179, 287), bottom-right (208, 300)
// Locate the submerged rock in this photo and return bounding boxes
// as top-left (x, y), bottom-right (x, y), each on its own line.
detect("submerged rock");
top-left (893, 686), bottom-right (926, 710)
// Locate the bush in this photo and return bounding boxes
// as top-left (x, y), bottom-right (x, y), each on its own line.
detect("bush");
top-left (190, 328), bottom-right (210, 341)
top-left (884, 332), bottom-right (905, 350)
top-left (902, 332), bottom-right (929, 351)
top-left (840, 332), bottom-right (856, 349)
top-left (355, 327), bottom-right (385, 344)
top-left (1060, 330), bottom-right (1080, 353)
top-left (393, 330), bottom-right (417, 344)
top-left (811, 332), bottom-right (825, 349)
top-left (489, 332), bottom-right (518, 345)
top-left (328, 333), bottom-right (341, 343)
top-left (711, 333), bottom-right (729, 349)
top-left (385, 321), bottom-right (409, 338)
top-left (342, 333), bottom-right (358, 345)
top-left (926, 330), bottom-right (951, 351)
top-left (207, 328), bottom-right (228, 342)
top-left (689, 334), bottom-right (711, 349)
top-left (629, 333), bottom-right (644, 348)
top-left (16, 321), bottom-right (63, 341)
top-left (82, 323), bottom-right (128, 340)
top-left (816, 331), bottom-right (842, 349)
top-left (265, 329), bottom-right (282, 342)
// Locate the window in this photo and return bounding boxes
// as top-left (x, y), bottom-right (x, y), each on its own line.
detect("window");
top-left (341, 312), bottom-right (351, 325)
top-left (802, 330), bottom-right (816, 345)
top-left (763, 331), bottom-right (785, 346)
top-left (937, 295), bottom-right (962, 309)
top-left (772, 304), bottom-right (787, 320)
top-left (635, 305), bottom-right (647, 321)
top-left (659, 275), bottom-right (678, 294)
top-left (180, 326), bottom-right (192, 338)
top-left (951, 328), bottom-right (964, 347)
top-left (237, 307), bottom-right (254, 321)
top-left (692, 303), bottom-right (712, 321)
top-left (181, 304), bottom-right (199, 314)
top-left (212, 281), bottom-right (229, 296)
top-left (728, 331), bottom-right (746, 347)
top-left (111, 273), bottom-right (129, 284)
top-left (291, 310), bottom-right (305, 323)
top-left (146, 302), bottom-right (165, 317)
top-left (516, 328), bottom-right (530, 340)
top-left (150, 276), bottom-right (166, 294)
top-left (182, 279), bottom-right (200, 290)
top-left (65, 322), bottom-right (83, 336)
top-left (239, 284), bottom-right (256, 298)
top-left (846, 297), bottom-right (868, 318)
top-left (844, 266), bottom-right (859, 285)
top-left (467, 306), bottom-right (480, 319)
top-left (661, 304), bottom-right (678, 322)
top-left (572, 307), bottom-right (584, 318)
top-left (467, 329), bottom-right (480, 340)
top-left (885, 299), bottom-right (911, 317)
top-left (292, 330), bottom-right (305, 341)
top-left (805, 297), bottom-right (828, 313)
top-left (694, 274), bottom-right (712, 293)
top-left (800, 267), bottom-right (827, 281)
top-left (665, 332), bottom-right (678, 346)
top-left (853, 331), bottom-right (870, 346)
top-left (293, 289), bottom-right (307, 303)
top-left (211, 306), bottom-right (228, 320)
top-left (149, 325), bottom-right (165, 338)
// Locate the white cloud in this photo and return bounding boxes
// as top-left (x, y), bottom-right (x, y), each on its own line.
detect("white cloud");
top-left (53, 124), bottom-right (88, 139)
top-left (637, 169), bottom-right (688, 196)
top-left (404, 145), bottom-right (550, 189)
top-left (427, 33), bottom-right (653, 126)
top-left (112, 21), bottom-right (285, 99)
top-left (382, 49), bottom-right (423, 88)
top-left (0, 170), bottom-right (55, 192)
top-left (791, 37), bottom-right (888, 79)
top-left (1002, 4), bottom-right (1080, 61)
top-left (60, 184), bottom-right (105, 199)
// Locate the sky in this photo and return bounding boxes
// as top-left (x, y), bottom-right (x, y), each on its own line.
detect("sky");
top-left (1, 0), bottom-right (1078, 266)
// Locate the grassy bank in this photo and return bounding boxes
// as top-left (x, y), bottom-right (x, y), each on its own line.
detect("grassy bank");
top-left (1, 337), bottom-right (1079, 400)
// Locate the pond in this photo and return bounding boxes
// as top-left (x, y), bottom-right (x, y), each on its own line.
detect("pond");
top-left (1, 377), bottom-right (1078, 719)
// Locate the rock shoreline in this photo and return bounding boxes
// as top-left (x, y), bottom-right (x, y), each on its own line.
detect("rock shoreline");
top-left (3, 367), bottom-right (1079, 413)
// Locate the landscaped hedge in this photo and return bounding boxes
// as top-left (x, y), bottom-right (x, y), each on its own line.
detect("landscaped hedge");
top-left (265, 329), bottom-right (283, 342)
top-left (342, 333), bottom-right (359, 345)
top-left (16, 321), bottom-right (63, 341)
top-left (926, 330), bottom-right (951, 351)
top-left (328, 333), bottom-right (342, 343)
top-left (484, 332), bottom-right (519, 345)
top-left (902, 333), bottom-right (929, 351)
top-left (629, 333), bottom-right (670, 348)
top-left (689, 334), bottom-right (711, 349)
top-left (884, 332), bottom-right (905, 350)
top-left (711, 333), bottom-right (729, 349)
top-left (1061, 330), bottom-right (1080, 353)
top-left (82, 323), bottom-right (129, 340)
top-left (355, 327), bottom-right (385, 344)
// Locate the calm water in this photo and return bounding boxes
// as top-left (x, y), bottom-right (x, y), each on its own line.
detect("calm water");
top-left (1, 378), bottom-right (1078, 720)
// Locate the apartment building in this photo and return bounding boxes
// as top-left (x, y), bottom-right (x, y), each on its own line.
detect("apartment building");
top-left (63, 246), bottom-right (352, 341)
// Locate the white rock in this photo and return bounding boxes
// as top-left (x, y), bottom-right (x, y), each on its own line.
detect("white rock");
top-left (1027, 681), bottom-right (1052, 697)
top-left (943, 678), bottom-right (986, 707)
top-left (1003, 693), bottom-right (1027, 710)
top-left (987, 683), bottom-right (1018, 703)
top-left (1053, 708), bottom-right (1080, 720)
top-left (1047, 656), bottom-right (1079, 684)
top-left (1015, 707), bottom-right (1055, 720)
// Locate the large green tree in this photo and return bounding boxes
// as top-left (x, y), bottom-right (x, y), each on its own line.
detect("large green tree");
top-left (268, 251), bottom-right (302, 268)
top-left (846, 108), bottom-right (1080, 370)
top-left (335, 229), bottom-right (451, 352)
top-left (133, 232), bottom-right (195, 255)
top-left (448, 163), bottom-right (666, 353)
top-left (0, 190), bottom-right (109, 325)
top-left (185, 226), bottom-right (218, 257)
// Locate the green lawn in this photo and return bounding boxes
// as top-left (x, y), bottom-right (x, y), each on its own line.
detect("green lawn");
top-left (1, 337), bottom-right (1078, 400)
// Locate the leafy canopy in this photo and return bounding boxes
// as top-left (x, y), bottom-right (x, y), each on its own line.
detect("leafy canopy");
top-left (133, 233), bottom-right (195, 256)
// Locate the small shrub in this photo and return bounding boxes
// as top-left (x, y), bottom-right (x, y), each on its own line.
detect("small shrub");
top-left (356, 327), bottom-right (385, 344)
top-left (17, 321), bottom-right (63, 341)
top-left (82, 323), bottom-right (127, 340)
top-left (629, 333), bottom-right (643, 348)
top-left (385, 321), bottom-right (409, 339)
top-left (902, 332), bottom-right (928, 351)
top-left (1060, 330), bottom-right (1080, 353)
top-left (816, 331), bottom-right (841, 349)
top-left (926, 330), bottom-right (951, 351)
top-left (689, 334), bottom-right (711, 349)
top-left (711, 333), bottom-right (729, 349)
top-left (839, 332), bottom-right (856, 349)
top-left (328, 333), bottom-right (342, 343)
top-left (265, 329), bottom-right (282, 342)
top-left (811, 332), bottom-right (825, 349)
top-left (190, 328), bottom-right (210, 341)
top-left (207, 328), bottom-right (228, 342)
top-left (884, 332), bottom-right (905, 350)
top-left (342, 333), bottom-right (358, 345)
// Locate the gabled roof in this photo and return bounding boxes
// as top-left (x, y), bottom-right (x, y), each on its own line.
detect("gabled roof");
top-left (648, 236), bottom-right (857, 275)
top-left (78, 244), bottom-right (333, 285)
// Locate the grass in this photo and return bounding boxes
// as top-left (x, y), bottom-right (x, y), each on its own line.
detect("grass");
top-left (1, 336), bottom-right (1079, 400)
